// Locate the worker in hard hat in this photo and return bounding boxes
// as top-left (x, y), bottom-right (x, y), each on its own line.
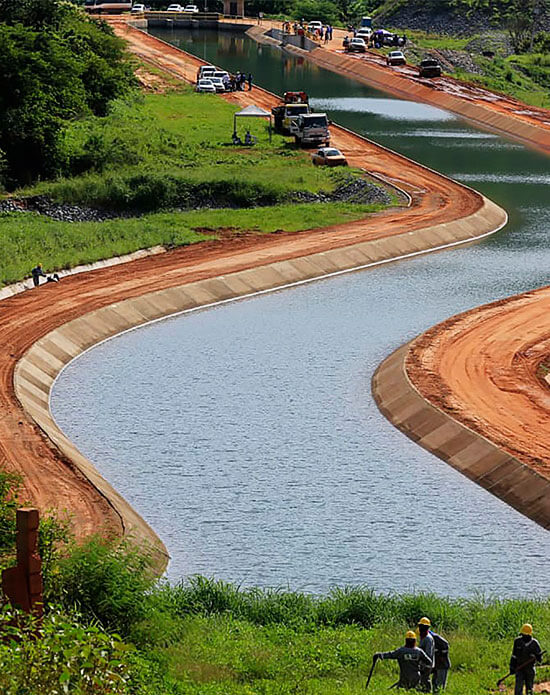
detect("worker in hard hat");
top-left (31, 263), bottom-right (47, 287)
top-left (509, 624), bottom-right (543, 695)
top-left (373, 630), bottom-right (433, 690)
top-left (417, 617), bottom-right (435, 692)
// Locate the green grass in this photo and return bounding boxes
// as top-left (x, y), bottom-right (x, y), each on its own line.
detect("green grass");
top-left (0, 202), bottom-right (383, 286)
top-left (44, 534), bottom-right (550, 695)
top-left (25, 90), bottom-right (358, 208)
top-left (0, 84), bottom-right (392, 286)
top-left (453, 56), bottom-right (550, 108)
top-left (391, 28), bottom-right (472, 51)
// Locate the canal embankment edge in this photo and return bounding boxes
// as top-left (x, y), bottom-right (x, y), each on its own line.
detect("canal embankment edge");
top-left (372, 336), bottom-right (550, 531)
top-left (236, 21), bottom-right (550, 154)
top-left (14, 194), bottom-right (505, 571)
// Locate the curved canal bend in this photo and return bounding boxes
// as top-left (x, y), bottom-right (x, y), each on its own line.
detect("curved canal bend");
top-left (53, 30), bottom-right (550, 596)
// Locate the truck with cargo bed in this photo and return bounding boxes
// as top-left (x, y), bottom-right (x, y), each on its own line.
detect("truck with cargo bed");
top-left (290, 113), bottom-right (331, 147)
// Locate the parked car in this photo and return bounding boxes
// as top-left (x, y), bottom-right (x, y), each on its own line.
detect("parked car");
top-left (196, 79), bottom-right (216, 93)
top-left (183, 4), bottom-right (199, 11)
top-left (307, 20), bottom-right (323, 31)
top-left (131, 3), bottom-right (146, 11)
top-left (166, 3), bottom-right (183, 11)
top-left (387, 50), bottom-right (406, 66)
top-left (311, 147), bottom-right (347, 167)
top-left (356, 28), bottom-right (372, 40)
top-left (419, 58), bottom-right (442, 77)
top-left (346, 37), bottom-right (367, 53)
top-left (209, 76), bottom-right (226, 92)
top-left (198, 65), bottom-right (216, 79)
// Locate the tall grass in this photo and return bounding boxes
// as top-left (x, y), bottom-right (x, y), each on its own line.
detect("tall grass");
top-left (0, 202), bottom-right (380, 286)
top-left (55, 539), bottom-right (550, 640)
top-left (155, 576), bottom-right (550, 638)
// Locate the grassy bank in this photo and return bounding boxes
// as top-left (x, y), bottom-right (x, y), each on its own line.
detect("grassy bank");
top-left (0, 85), bottom-right (391, 287)
top-left (0, 202), bottom-right (379, 287)
top-left (1, 472), bottom-right (550, 694)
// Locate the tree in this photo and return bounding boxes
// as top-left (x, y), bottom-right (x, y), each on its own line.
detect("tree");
top-left (0, 2), bottom-right (134, 187)
top-left (292, 0), bottom-right (340, 23)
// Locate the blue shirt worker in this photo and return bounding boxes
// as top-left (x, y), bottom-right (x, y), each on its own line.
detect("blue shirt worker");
top-left (31, 263), bottom-right (47, 287)
top-left (510, 624), bottom-right (543, 695)
top-left (374, 630), bottom-right (433, 690)
top-left (417, 617), bottom-right (435, 692)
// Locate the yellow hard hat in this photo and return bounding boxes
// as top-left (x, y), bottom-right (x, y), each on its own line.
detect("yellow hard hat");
top-left (520, 624), bottom-right (533, 636)
top-left (418, 617), bottom-right (431, 627)
top-left (405, 630), bottom-right (417, 640)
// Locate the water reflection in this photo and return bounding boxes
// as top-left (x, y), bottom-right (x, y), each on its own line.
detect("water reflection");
top-left (52, 29), bottom-right (550, 597)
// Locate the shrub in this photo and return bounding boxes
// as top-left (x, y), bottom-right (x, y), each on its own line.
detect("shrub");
top-left (52, 536), bottom-right (156, 635)
top-left (0, 606), bottom-right (132, 694)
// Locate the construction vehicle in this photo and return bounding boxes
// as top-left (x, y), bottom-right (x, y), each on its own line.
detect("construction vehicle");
top-left (272, 92), bottom-right (311, 134)
top-left (290, 113), bottom-right (331, 147)
top-left (283, 91), bottom-right (308, 104)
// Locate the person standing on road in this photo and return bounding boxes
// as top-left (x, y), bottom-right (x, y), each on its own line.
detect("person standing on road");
top-left (373, 630), bottom-right (432, 690)
top-left (31, 263), bottom-right (47, 287)
top-left (417, 617), bottom-right (435, 692)
top-left (430, 624), bottom-right (450, 692)
top-left (247, 73), bottom-right (253, 90)
top-left (510, 624), bottom-right (543, 695)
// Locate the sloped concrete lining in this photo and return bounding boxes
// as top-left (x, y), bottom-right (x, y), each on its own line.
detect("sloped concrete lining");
top-left (306, 49), bottom-right (550, 154)
top-left (372, 345), bottom-right (550, 530)
top-left (14, 194), bottom-right (506, 570)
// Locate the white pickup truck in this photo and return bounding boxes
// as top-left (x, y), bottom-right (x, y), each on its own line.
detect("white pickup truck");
top-left (290, 113), bottom-right (331, 147)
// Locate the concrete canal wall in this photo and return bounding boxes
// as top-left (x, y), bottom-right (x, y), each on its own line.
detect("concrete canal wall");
top-left (15, 195), bottom-right (505, 564)
top-left (372, 344), bottom-right (550, 530)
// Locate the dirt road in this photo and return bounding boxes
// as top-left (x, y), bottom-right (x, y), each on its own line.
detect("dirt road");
top-left (225, 18), bottom-right (550, 152)
top-left (0, 23), bottom-right (497, 541)
top-left (407, 286), bottom-right (550, 479)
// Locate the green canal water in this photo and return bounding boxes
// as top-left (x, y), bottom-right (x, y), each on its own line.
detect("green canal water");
top-left (52, 29), bottom-right (550, 595)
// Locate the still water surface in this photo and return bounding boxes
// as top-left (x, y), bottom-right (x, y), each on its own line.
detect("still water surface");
top-left (53, 30), bottom-right (550, 596)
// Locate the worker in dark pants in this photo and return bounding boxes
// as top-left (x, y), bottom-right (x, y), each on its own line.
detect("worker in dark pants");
top-left (374, 630), bottom-right (433, 690)
top-left (430, 625), bottom-right (450, 692)
top-left (510, 624), bottom-right (543, 695)
top-left (417, 617), bottom-right (435, 692)
top-left (247, 73), bottom-right (253, 91)
top-left (31, 263), bottom-right (47, 287)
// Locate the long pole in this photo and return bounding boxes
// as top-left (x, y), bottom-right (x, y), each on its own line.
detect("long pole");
top-left (497, 650), bottom-right (546, 688)
top-left (365, 658), bottom-right (377, 689)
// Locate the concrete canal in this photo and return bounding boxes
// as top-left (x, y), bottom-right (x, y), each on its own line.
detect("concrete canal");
top-left (52, 29), bottom-right (550, 595)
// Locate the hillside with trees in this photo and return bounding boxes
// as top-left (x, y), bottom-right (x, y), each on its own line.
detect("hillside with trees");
top-left (0, 0), bottom-right (133, 189)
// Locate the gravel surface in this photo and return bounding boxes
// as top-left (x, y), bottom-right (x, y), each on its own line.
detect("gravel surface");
top-left (0, 179), bottom-right (392, 223)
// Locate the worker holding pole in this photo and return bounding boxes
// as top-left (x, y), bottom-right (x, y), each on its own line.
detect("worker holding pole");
top-left (509, 624), bottom-right (543, 695)
top-left (371, 630), bottom-right (432, 690)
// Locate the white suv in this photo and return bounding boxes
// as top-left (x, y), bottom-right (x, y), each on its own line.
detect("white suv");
top-left (183, 4), bottom-right (199, 11)
top-left (166, 4), bottom-right (183, 11)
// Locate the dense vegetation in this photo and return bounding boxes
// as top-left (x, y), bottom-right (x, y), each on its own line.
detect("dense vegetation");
top-left (0, 0), bottom-right (134, 189)
top-left (1, 470), bottom-right (550, 694)
top-left (0, 1), bottom-right (389, 287)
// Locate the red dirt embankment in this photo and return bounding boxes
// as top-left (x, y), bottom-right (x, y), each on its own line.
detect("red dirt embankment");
top-left (0, 23), bottom-right (498, 543)
top-left (407, 287), bottom-right (550, 480)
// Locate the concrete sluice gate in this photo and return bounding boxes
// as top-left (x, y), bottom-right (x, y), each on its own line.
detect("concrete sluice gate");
top-left (45, 26), bottom-right (550, 594)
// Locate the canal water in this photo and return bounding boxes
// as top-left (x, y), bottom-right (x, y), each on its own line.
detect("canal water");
top-left (52, 29), bottom-right (550, 596)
